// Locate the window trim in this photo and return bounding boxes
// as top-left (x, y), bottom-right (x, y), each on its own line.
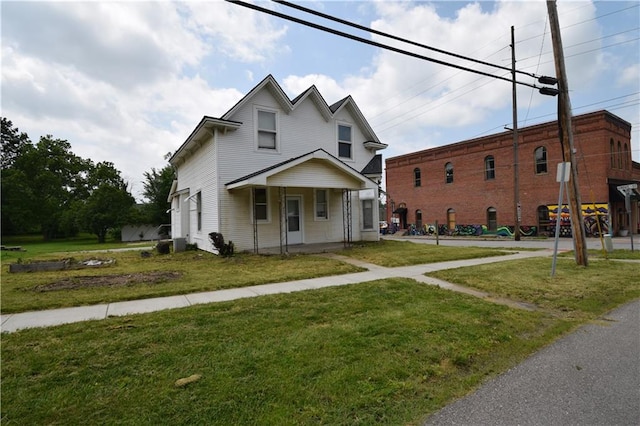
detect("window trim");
top-left (414, 168), bottom-right (421, 187)
top-left (445, 162), bottom-right (454, 184)
top-left (337, 123), bottom-right (353, 160)
top-left (485, 155), bottom-right (495, 180)
top-left (255, 107), bottom-right (279, 152)
top-left (252, 187), bottom-right (270, 223)
top-left (534, 146), bottom-right (548, 175)
top-left (196, 191), bottom-right (202, 231)
top-left (362, 198), bottom-right (374, 230)
top-left (314, 189), bottom-right (329, 221)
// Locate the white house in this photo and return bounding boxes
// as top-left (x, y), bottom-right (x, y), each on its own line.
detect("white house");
top-left (167, 75), bottom-right (387, 254)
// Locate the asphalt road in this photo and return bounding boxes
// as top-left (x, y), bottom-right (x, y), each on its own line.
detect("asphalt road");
top-left (423, 299), bottom-right (640, 426)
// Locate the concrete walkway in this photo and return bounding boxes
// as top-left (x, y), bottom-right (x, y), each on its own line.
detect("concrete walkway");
top-left (1, 249), bottom-right (552, 333)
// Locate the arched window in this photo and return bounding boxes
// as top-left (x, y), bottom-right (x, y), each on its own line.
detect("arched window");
top-left (413, 168), bottom-right (421, 187)
top-left (445, 162), bottom-right (454, 183)
top-left (415, 209), bottom-right (422, 229)
top-left (537, 205), bottom-right (550, 232)
top-left (618, 141), bottom-right (622, 169)
top-left (624, 143), bottom-right (629, 170)
top-left (610, 139), bottom-right (615, 169)
top-left (534, 146), bottom-right (547, 174)
top-left (485, 155), bottom-right (495, 180)
top-left (487, 207), bottom-right (497, 231)
top-left (447, 208), bottom-right (456, 231)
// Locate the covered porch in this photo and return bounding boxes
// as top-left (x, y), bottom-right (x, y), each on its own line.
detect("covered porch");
top-left (225, 149), bottom-right (380, 254)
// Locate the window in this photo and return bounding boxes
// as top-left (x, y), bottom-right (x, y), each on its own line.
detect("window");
top-left (315, 189), bottom-right (328, 220)
top-left (445, 162), bottom-right (453, 183)
top-left (624, 143), bottom-right (629, 170)
top-left (338, 124), bottom-right (352, 159)
top-left (487, 207), bottom-right (497, 231)
top-left (415, 209), bottom-right (422, 229)
top-left (196, 192), bottom-right (202, 231)
top-left (257, 110), bottom-right (277, 149)
top-left (485, 156), bottom-right (495, 180)
top-left (253, 187), bottom-right (268, 222)
top-left (610, 139), bottom-right (615, 169)
top-left (618, 141), bottom-right (622, 169)
top-left (414, 168), bottom-right (421, 187)
top-left (362, 199), bottom-right (373, 230)
top-left (535, 146), bottom-right (547, 174)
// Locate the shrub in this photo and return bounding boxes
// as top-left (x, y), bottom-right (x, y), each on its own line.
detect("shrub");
top-left (208, 232), bottom-right (234, 257)
top-left (155, 241), bottom-right (171, 255)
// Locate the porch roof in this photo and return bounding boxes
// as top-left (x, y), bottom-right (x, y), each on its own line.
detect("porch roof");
top-left (225, 149), bottom-right (377, 191)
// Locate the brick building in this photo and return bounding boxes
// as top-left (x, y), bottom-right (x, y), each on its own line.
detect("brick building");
top-left (385, 110), bottom-right (639, 237)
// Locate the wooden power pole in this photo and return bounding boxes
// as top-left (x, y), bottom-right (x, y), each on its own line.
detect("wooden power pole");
top-left (546, 0), bottom-right (588, 266)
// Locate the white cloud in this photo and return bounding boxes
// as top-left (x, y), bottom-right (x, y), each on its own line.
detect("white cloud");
top-left (617, 64), bottom-right (640, 88)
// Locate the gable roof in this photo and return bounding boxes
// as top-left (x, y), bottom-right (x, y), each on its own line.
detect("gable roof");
top-left (225, 148), bottom-right (377, 190)
top-left (170, 74), bottom-right (384, 166)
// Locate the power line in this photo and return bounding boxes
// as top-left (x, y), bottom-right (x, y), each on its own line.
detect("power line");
top-left (226, 0), bottom-right (548, 90)
top-left (273, 0), bottom-right (537, 79)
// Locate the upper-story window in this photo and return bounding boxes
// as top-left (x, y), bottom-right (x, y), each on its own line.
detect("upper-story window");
top-left (610, 139), bottom-right (615, 169)
top-left (485, 156), bottom-right (495, 180)
top-left (535, 146), bottom-right (547, 174)
top-left (624, 143), bottom-right (629, 170)
top-left (414, 168), bottom-right (421, 187)
top-left (338, 124), bottom-right (352, 159)
top-left (257, 110), bottom-right (277, 150)
top-left (445, 162), bottom-right (453, 184)
top-left (618, 141), bottom-right (622, 169)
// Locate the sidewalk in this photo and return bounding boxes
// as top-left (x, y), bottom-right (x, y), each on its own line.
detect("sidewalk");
top-left (1, 249), bottom-right (551, 333)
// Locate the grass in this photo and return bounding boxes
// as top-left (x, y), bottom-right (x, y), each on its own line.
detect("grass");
top-left (339, 239), bottom-right (512, 267)
top-left (560, 249), bottom-right (640, 260)
top-left (1, 251), bottom-right (363, 313)
top-left (428, 257), bottom-right (640, 320)
top-left (2, 237), bottom-right (639, 424)
top-left (1, 238), bottom-right (513, 314)
top-left (1, 279), bottom-right (572, 425)
top-left (1, 233), bottom-right (146, 258)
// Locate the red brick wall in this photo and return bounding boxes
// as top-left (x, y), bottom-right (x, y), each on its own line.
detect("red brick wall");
top-left (385, 110), bottom-right (634, 230)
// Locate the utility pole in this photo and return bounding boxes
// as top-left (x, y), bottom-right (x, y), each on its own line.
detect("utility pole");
top-left (511, 26), bottom-right (521, 241)
top-left (546, 0), bottom-right (588, 266)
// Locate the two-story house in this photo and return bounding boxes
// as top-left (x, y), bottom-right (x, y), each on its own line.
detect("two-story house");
top-left (167, 75), bottom-right (387, 253)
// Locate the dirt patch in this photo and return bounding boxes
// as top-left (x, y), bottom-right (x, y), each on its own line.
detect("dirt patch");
top-left (32, 271), bottom-right (182, 292)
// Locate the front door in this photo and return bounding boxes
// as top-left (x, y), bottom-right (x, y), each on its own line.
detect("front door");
top-left (286, 196), bottom-right (303, 245)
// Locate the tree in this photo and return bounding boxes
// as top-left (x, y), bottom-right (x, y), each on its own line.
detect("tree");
top-left (1, 119), bottom-right (34, 234)
top-left (18, 135), bottom-right (90, 239)
top-left (1, 117), bottom-right (31, 169)
top-left (81, 161), bottom-right (135, 243)
top-left (141, 165), bottom-right (175, 225)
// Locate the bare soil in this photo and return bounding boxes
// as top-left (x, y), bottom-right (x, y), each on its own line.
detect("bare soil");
top-left (32, 271), bottom-right (183, 292)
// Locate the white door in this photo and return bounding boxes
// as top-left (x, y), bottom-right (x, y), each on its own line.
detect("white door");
top-left (286, 196), bottom-right (303, 245)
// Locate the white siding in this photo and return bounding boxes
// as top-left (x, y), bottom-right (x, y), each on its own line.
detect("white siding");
top-left (173, 133), bottom-right (219, 251)
top-left (267, 160), bottom-right (364, 188)
top-left (175, 81), bottom-right (382, 253)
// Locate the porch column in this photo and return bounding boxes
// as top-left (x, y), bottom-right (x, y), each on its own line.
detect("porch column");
top-left (342, 189), bottom-right (352, 248)
top-left (252, 187), bottom-right (259, 254)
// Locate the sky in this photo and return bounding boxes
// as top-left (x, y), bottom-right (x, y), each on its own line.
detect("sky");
top-left (2, 0), bottom-right (639, 200)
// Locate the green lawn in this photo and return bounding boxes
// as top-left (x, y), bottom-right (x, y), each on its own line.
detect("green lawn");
top-left (428, 257), bottom-right (640, 320)
top-left (1, 279), bottom-right (571, 425)
top-left (339, 239), bottom-right (511, 267)
top-left (1, 250), bottom-right (364, 314)
top-left (2, 238), bottom-right (639, 424)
